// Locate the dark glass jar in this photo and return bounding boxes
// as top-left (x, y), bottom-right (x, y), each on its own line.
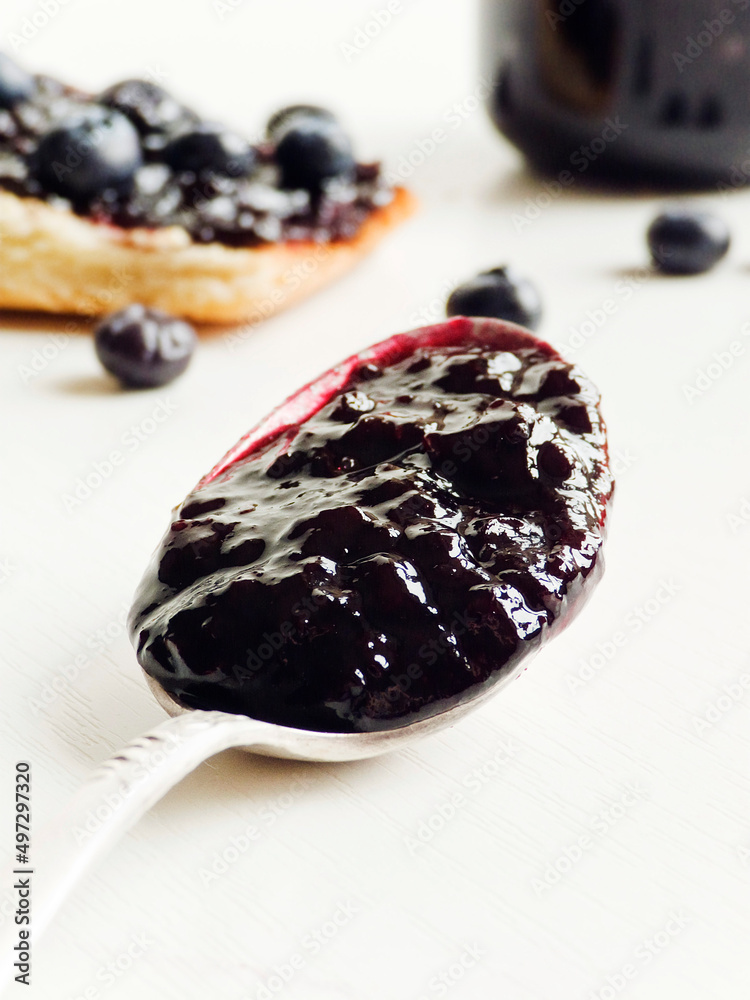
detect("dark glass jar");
top-left (480, 0), bottom-right (750, 187)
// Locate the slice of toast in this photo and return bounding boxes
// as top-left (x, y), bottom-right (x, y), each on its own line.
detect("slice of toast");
top-left (0, 62), bottom-right (414, 324)
top-left (0, 185), bottom-right (414, 324)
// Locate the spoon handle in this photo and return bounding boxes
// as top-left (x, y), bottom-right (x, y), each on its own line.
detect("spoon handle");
top-left (0, 709), bottom-right (267, 991)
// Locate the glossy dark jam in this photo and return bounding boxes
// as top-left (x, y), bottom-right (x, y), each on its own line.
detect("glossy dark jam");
top-left (0, 74), bottom-right (392, 247)
top-left (130, 322), bottom-right (613, 733)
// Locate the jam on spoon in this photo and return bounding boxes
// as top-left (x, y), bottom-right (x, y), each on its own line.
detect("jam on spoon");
top-left (129, 317), bottom-right (614, 733)
top-left (0, 319), bottom-right (612, 979)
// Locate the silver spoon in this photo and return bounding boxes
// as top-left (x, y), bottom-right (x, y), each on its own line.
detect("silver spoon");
top-left (0, 652), bottom-right (532, 991)
top-left (0, 316), bottom-right (610, 988)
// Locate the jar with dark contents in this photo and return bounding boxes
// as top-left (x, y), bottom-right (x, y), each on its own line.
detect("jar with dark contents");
top-left (480, 0), bottom-right (750, 187)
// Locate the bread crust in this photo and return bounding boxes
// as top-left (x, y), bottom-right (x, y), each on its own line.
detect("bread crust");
top-left (0, 186), bottom-right (415, 324)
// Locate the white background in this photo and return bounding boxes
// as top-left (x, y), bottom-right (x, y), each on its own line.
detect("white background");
top-left (1, 0), bottom-right (750, 998)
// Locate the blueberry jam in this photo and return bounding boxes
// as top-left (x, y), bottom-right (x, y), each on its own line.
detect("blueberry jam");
top-left (0, 60), bottom-right (393, 248)
top-left (129, 319), bottom-right (613, 734)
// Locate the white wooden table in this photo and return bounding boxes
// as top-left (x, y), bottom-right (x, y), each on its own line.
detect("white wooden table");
top-left (2, 1), bottom-right (749, 997)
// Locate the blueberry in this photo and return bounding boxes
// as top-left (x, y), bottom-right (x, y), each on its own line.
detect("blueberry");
top-left (163, 123), bottom-right (256, 177)
top-left (446, 267), bottom-right (542, 330)
top-left (647, 208), bottom-right (730, 275)
top-left (33, 107), bottom-right (142, 202)
top-left (266, 104), bottom-right (337, 142)
top-left (0, 53), bottom-right (34, 109)
top-left (100, 79), bottom-right (197, 135)
top-left (94, 304), bottom-right (197, 388)
top-left (274, 118), bottom-right (355, 190)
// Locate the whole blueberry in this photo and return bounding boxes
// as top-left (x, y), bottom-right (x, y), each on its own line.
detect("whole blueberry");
top-left (33, 107), bottom-right (143, 202)
top-left (647, 208), bottom-right (730, 275)
top-left (94, 304), bottom-right (197, 389)
top-left (163, 123), bottom-right (256, 177)
top-left (0, 53), bottom-right (34, 109)
top-left (446, 267), bottom-right (542, 330)
top-left (266, 104), bottom-right (337, 142)
top-left (100, 78), bottom-right (197, 135)
top-left (275, 119), bottom-right (355, 190)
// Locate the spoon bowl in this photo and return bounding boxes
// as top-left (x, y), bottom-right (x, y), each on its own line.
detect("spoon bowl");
top-left (0, 317), bottom-right (612, 990)
top-left (143, 657), bottom-right (529, 763)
